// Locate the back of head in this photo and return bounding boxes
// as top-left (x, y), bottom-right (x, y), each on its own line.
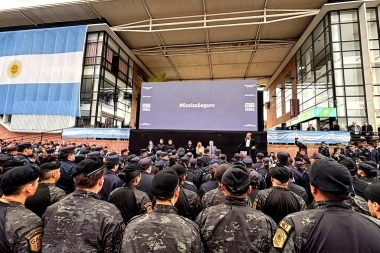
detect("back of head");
top-left (72, 159), bottom-right (105, 188)
top-left (276, 152), bottom-right (288, 164)
top-left (309, 158), bottom-right (352, 198)
top-left (271, 166), bottom-right (291, 184)
top-left (150, 168), bottom-right (179, 200)
top-left (221, 162), bottom-right (250, 195)
top-left (0, 166), bottom-right (39, 195)
top-left (339, 158), bottom-right (357, 176)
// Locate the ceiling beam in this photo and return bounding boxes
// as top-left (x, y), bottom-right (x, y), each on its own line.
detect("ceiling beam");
top-left (111, 8), bottom-right (319, 33)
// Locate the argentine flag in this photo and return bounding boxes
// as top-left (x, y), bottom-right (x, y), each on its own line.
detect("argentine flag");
top-left (0, 26), bottom-right (87, 117)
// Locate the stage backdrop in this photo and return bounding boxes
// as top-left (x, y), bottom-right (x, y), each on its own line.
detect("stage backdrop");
top-left (139, 80), bottom-right (258, 131)
top-left (129, 130), bottom-right (267, 159)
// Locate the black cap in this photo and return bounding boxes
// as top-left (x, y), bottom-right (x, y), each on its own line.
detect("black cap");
top-left (0, 166), bottom-right (39, 195)
top-left (155, 160), bottom-right (165, 170)
top-left (17, 142), bottom-right (32, 151)
top-left (121, 163), bottom-right (142, 182)
top-left (6, 146), bottom-right (17, 152)
top-left (242, 157), bottom-right (253, 165)
top-left (130, 156), bottom-right (141, 164)
top-left (214, 149), bottom-right (221, 155)
top-left (150, 168), bottom-right (179, 200)
top-left (257, 153), bottom-right (264, 158)
top-left (204, 147), bottom-right (210, 153)
top-left (221, 163), bottom-right (250, 193)
top-left (87, 151), bottom-right (103, 159)
top-left (364, 182), bottom-right (380, 203)
top-left (106, 155), bottom-right (121, 166)
top-left (45, 148), bottom-right (55, 154)
top-left (271, 167), bottom-right (291, 183)
top-left (160, 152), bottom-right (168, 157)
top-left (138, 157), bottom-right (152, 170)
top-left (60, 146), bottom-right (75, 155)
top-left (358, 156), bottom-right (366, 161)
top-left (79, 149), bottom-right (91, 155)
top-left (39, 162), bottom-right (60, 173)
top-left (171, 164), bottom-right (187, 177)
top-left (309, 158), bottom-right (351, 194)
top-left (95, 146), bottom-right (103, 151)
top-left (263, 157), bottom-right (271, 163)
top-left (180, 156), bottom-right (190, 163)
top-left (358, 163), bottom-right (377, 176)
top-left (72, 159), bottom-right (104, 178)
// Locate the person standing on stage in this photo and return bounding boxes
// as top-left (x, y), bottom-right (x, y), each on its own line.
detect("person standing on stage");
top-left (244, 133), bottom-right (256, 148)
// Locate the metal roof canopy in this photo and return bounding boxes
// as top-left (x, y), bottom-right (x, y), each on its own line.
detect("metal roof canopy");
top-left (0, 0), bottom-right (328, 85)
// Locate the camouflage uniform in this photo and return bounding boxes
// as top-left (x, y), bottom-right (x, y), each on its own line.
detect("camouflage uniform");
top-left (122, 204), bottom-right (203, 252)
top-left (200, 187), bottom-right (224, 210)
top-left (0, 201), bottom-right (43, 253)
top-left (42, 190), bottom-right (124, 253)
top-left (273, 201), bottom-right (380, 252)
top-left (108, 185), bottom-right (153, 224)
top-left (253, 186), bottom-right (307, 224)
top-left (309, 194), bottom-right (370, 215)
top-left (25, 183), bottom-right (66, 217)
top-left (196, 197), bottom-right (277, 252)
top-left (175, 186), bottom-right (200, 221)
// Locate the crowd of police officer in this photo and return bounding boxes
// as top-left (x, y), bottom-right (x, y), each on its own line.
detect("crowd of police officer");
top-left (1, 139), bottom-right (380, 252)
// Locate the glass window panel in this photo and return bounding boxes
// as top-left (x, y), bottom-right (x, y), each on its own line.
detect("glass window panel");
top-left (369, 40), bottom-right (380, 50)
top-left (331, 24), bottom-right (341, 42)
top-left (344, 68), bottom-right (363, 85)
top-left (331, 11), bottom-right (339, 24)
top-left (333, 42), bottom-right (341, 52)
top-left (346, 109), bottom-right (366, 117)
top-left (87, 33), bottom-right (98, 42)
top-left (367, 9), bottom-right (377, 22)
top-left (316, 64), bottom-right (327, 80)
top-left (335, 87), bottom-right (345, 96)
top-left (316, 99), bottom-right (329, 108)
top-left (336, 97), bottom-right (346, 116)
top-left (367, 21), bottom-right (379, 40)
top-left (108, 37), bottom-right (119, 52)
top-left (370, 50), bottom-right (380, 67)
top-left (301, 36), bottom-right (312, 55)
top-left (296, 50), bottom-right (300, 60)
top-left (313, 21), bottom-right (324, 39)
top-left (374, 96), bottom-right (380, 109)
top-left (343, 51), bottom-right (362, 68)
top-left (346, 96), bottom-right (366, 112)
top-left (341, 23), bottom-right (359, 41)
top-left (373, 85), bottom-right (380, 96)
top-left (334, 69), bottom-right (344, 85)
top-left (337, 117), bottom-right (348, 130)
top-left (345, 86), bottom-right (364, 96)
top-left (340, 10), bottom-right (358, 23)
top-left (313, 33), bottom-right (326, 57)
top-left (333, 52), bottom-right (343, 68)
top-left (341, 41), bottom-right (361, 51)
top-left (372, 67), bottom-right (380, 85)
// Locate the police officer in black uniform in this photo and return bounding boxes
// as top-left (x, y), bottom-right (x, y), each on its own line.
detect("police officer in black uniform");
top-left (0, 166), bottom-right (43, 253)
top-left (318, 141), bottom-right (330, 157)
top-left (56, 146), bottom-right (77, 194)
top-left (273, 158), bottom-right (380, 252)
top-left (25, 162), bottom-right (66, 217)
top-left (14, 142), bottom-right (36, 167)
top-left (98, 155), bottom-right (123, 200)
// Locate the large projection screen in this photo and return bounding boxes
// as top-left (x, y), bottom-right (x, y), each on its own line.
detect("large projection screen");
top-left (139, 80), bottom-right (258, 131)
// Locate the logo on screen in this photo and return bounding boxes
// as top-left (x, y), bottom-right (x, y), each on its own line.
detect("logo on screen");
top-left (142, 103), bottom-right (151, 111)
top-left (245, 103), bottom-right (255, 111)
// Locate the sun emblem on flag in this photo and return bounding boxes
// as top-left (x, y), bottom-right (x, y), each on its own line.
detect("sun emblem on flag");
top-left (7, 60), bottom-right (23, 79)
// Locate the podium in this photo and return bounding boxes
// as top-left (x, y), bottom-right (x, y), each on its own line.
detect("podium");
top-left (236, 146), bottom-right (257, 158)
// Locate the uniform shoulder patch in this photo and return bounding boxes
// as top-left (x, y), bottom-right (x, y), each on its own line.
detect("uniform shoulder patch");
top-left (279, 220), bottom-right (292, 233)
top-left (273, 228), bottom-right (288, 249)
top-left (25, 226), bottom-right (43, 252)
top-left (144, 201), bottom-right (153, 213)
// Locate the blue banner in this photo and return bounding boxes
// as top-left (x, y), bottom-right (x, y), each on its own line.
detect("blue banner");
top-left (267, 130), bottom-right (351, 145)
top-left (62, 128), bottom-right (130, 139)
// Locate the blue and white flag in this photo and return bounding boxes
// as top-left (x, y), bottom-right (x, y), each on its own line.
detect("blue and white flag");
top-left (0, 26), bottom-right (87, 116)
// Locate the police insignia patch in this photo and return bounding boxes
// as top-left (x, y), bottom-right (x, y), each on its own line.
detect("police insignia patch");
top-left (25, 227), bottom-right (43, 252)
top-left (280, 220), bottom-right (292, 233)
top-left (273, 228), bottom-right (288, 249)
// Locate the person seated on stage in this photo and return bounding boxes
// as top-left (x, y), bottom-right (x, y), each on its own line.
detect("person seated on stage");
top-left (146, 140), bottom-right (156, 155)
top-left (156, 139), bottom-right (165, 151)
top-left (306, 124), bottom-right (315, 131)
top-left (196, 142), bottom-right (204, 157)
top-left (362, 122), bottom-right (374, 140)
top-left (320, 124), bottom-right (329, 131)
top-left (185, 140), bottom-right (196, 157)
top-left (206, 141), bottom-right (217, 155)
top-left (348, 121), bottom-right (361, 137)
top-left (165, 139), bottom-right (175, 151)
top-left (331, 120), bottom-right (340, 131)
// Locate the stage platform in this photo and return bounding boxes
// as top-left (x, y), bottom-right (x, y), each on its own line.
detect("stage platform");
top-left (129, 130), bottom-right (267, 159)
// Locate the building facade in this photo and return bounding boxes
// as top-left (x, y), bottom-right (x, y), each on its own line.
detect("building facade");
top-left (267, 1), bottom-right (380, 132)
